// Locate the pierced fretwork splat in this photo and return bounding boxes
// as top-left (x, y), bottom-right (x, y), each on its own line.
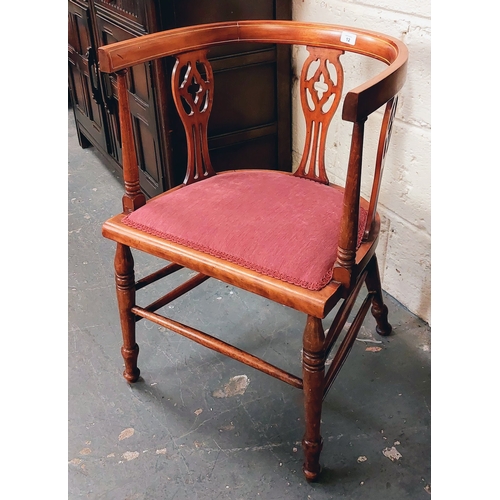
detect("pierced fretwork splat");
top-left (171, 51), bottom-right (216, 185)
top-left (294, 47), bottom-right (345, 184)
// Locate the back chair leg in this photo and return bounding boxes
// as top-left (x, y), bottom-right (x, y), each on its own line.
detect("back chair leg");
top-left (365, 255), bottom-right (392, 336)
top-left (114, 243), bottom-right (140, 382)
top-left (302, 315), bottom-right (326, 481)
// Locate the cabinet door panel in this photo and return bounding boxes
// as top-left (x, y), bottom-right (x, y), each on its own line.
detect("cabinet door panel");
top-left (68, 1), bottom-right (107, 150)
top-left (209, 63), bottom-right (277, 136)
top-left (210, 136), bottom-right (277, 173)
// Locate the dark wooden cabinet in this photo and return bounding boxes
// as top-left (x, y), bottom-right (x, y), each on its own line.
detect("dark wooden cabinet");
top-left (68, 0), bottom-right (108, 153)
top-left (68, 0), bottom-right (292, 197)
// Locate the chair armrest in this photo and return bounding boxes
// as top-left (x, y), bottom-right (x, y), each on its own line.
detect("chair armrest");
top-left (342, 54), bottom-right (407, 123)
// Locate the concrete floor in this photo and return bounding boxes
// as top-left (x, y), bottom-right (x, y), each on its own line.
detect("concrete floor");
top-left (68, 110), bottom-right (431, 499)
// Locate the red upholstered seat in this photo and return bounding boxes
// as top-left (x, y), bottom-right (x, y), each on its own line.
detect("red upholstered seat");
top-left (123, 171), bottom-right (367, 291)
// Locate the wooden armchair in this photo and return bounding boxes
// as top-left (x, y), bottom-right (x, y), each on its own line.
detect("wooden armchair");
top-left (98, 21), bottom-right (408, 482)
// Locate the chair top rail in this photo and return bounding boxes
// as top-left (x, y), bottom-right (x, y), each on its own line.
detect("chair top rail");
top-left (98, 20), bottom-right (408, 122)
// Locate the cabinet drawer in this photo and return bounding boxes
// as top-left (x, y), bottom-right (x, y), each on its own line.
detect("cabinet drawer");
top-left (209, 61), bottom-right (277, 136)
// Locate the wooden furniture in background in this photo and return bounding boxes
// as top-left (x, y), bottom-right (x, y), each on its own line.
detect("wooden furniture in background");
top-left (98, 21), bottom-right (408, 482)
top-left (68, 0), bottom-right (292, 198)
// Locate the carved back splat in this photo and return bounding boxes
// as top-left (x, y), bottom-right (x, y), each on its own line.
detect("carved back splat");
top-left (294, 47), bottom-right (344, 184)
top-left (171, 50), bottom-right (216, 185)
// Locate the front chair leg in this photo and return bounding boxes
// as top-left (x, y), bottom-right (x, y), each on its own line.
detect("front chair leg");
top-left (114, 243), bottom-right (140, 382)
top-left (365, 255), bottom-right (392, 336)
top-left (302, 315), bottom-right (325, 481)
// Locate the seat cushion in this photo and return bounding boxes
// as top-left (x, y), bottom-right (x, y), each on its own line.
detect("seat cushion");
top-left (123, 171), bottom-right (367, 291)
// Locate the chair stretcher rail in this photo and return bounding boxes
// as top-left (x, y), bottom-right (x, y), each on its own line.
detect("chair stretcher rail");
top-left (135, 263), bottom-right (184, 290)
top-left (323, 291), bottom-right (374, 400)
top-left (139, 272), bottom-right (210, 316)
top-left (324, 270), bottom-right (368, 357)
top-left (131, 306), bottom-right (304, 390)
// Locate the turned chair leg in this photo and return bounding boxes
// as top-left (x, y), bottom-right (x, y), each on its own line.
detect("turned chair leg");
top-left (302, 315), bottom-right (325, 481)
top-left (365, 255), bottom-right (392, 336)
top-left (114, 243), bottom-right (140, 382)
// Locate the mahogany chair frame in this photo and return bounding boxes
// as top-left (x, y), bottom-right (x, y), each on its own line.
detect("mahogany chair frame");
top-left (98, 21), bottom-right (408, 482)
